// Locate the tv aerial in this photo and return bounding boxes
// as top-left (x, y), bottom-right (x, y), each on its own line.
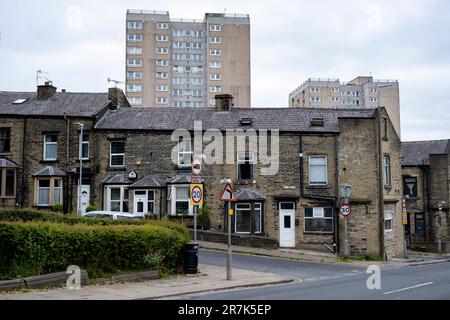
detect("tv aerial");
top-left (36, 69), bottom-right (51, 87)
top-left (107, 77), bottom-right (124, 88)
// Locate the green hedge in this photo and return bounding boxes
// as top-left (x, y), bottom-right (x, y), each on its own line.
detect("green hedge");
top-left (0, 208), bottom-right (188, 238)
top-left (0, 221), bottom-right (189, 279)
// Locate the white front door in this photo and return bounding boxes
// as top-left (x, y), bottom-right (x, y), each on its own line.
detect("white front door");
top-left (279, 202), bottom-right (296, 247)
top-left (134, 190), bottom-right (148, 214)
top-left (78, 185), bottom-right (90, 214)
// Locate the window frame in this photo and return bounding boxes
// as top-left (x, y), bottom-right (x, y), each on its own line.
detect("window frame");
top-left (35, 177), bottom-right (63, 207)
top-left (156, 22), bottom-right (168, 29)
top-left (169, 185), bottom-right (193, 216)
top-left (237, 152), bottom-right (254, 181)
top-left (383, 155), bottom-right (391, 187)
top-left (304, 207), bottom-right (334, 234)
top-left (109, 141), bottom-right (125, 168)
top-left (81, 132), bottom-right (89, 160)
top-left (178, 138), bottom-right (193, 167)
top-left (43, 133), bottom-right (58, 161)
top-left (235, 203), bottom-right (252, 234)
top-left (384, 212), bottom-right (394, 232)
top-left (403, 176), bottom-right (418, 198)
top-left (0, 167), bottom-right (16, 198)
top-left (127, 34), bottom-right (143, 42)
top-left (210, 24), bottom-right (222, 32)
top-left (105, 185), bottom-right (129, 213)
top-left (0, 127), bottom-right (11, 153)
top-left (308, 155), bottom-right (328, 186)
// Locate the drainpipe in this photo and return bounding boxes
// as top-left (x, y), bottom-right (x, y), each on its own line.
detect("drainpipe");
top-left (20, 117), bottom-right (27, 208)
top-left (159, 188), bottom-right (163, 220)
top-left (64, 113), bottom-right (70, 214)
top-left (334, 134), bottom-right (340, 255)
top-left (377, 106), bottom-right (386, 260)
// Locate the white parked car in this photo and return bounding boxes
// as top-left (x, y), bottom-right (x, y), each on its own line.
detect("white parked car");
top-left (81, 211), bottom-right (145, 221)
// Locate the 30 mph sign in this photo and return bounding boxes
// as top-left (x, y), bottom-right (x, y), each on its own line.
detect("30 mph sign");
top-left (190, 184), bottom-right (203, 206)
top-left (339, 204), bottom-right (352, 217)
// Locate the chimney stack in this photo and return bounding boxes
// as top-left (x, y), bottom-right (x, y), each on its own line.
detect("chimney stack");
top-left (214, 94), bottom-right (233, 112)
top-left (37, 81), bottom-right (57, 100)
top-left (108, 87), bottom-right (131, 110)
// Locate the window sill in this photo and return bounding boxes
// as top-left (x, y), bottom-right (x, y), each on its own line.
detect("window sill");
top-left (40, 160), bottom-right (59, 164)
top-left (384, 185), bottom-right (392, 190)
top-left (0, 196), bottom-right (16, 199)
top-left (304, 232), bottom-right (334, 235)
top-left (0, 152), bottom-right (12, 156)
top-left (107, 167), bottom-right (126, 172)
top-left (235, 179), bottom-right (255, 185)
top-left (76, 159), bottom-right (91, 163)
top-left (306, 185), bottom-right (330, 190)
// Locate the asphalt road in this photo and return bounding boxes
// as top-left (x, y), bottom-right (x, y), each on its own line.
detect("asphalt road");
top-left (181, 250), bottom-right (450, 300)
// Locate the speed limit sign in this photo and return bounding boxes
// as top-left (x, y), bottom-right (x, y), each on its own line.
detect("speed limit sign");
top-left (339, 204), bottom-right (352, 217)
top-left (190, 184), bottom-right (203, 206)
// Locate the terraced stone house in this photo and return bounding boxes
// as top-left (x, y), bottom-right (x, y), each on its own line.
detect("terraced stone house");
top-left (0, 83), bottom-right (404, 258)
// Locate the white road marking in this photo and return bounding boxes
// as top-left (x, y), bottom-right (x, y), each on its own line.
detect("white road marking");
top-left (383, 282), bottom-right (434, 295)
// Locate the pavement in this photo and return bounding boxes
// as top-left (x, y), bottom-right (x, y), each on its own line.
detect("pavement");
top-left (0, 264), bottom-right (292, 300)
top-left (197, 240), bottom-right (450, 268)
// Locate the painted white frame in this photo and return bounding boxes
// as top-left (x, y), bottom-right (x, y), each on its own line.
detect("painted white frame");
top-left (308, 155), bottom-right (328, 185)
top-left (304, 207), bottom-right (334, 234)
top-left (235, 203), bottom-right (252, 234)
top-left (109, 141), bottom-right (125, 167)
top-left (43, 134), bottom-right (57, 161)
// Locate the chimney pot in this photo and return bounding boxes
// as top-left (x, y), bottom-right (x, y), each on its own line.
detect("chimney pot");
top-left (61, 89), bottom-right (66, 93)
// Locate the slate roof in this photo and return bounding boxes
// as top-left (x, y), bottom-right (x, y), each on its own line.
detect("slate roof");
top-left (0, 158), bottom-right (18, 168)
top-left (236, 188), bottom-right (266, 201)
top-left (169, 172), bottom-right (192, 184)
top-left (95, 107), bottom-right (377, 132)
top-left (129, 175), bottom-right (166, 188)
top-left (32, 166), bottom-right (67, 176)
top-left (401, 139), bottom-right (450, 166)
top-left (103, 173), bottom-right (134, 184)
top-left (0, 91), bottom-right (110, 117)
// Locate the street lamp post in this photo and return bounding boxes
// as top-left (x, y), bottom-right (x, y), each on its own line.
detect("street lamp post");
top-left (76, 123), bottom-right (84, 215)
top-left (341, 184), bottom-right (352, 258)
top-left (438, 201), bottom-right (445, 254)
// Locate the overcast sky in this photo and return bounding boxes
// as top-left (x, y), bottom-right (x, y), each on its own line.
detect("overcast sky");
top-left (0, 0), bottom-right (449, 141)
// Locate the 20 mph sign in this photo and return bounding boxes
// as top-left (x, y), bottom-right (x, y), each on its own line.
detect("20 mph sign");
top-left (339, 204), bottom-right (352, 217)
top-left (190, 184), bottom-right (203, 206)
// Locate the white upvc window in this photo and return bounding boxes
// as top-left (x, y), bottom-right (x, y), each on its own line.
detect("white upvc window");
top-left (127, 34), bottom-right (143, 42)
top-left (156, 59), bottom-right (168, 66)
top-left (237, 152), bottom-right (254, 180)
top-left (110, 141), bottom-right (125, 167)
top-left (210, 36), bottom-right (221, 43)
top-left (128, 96), bottom-right (142, 105)
top-left (105, 185), bottom-right (129, 212)
top-left (210, 73), bottom-right (221, 81)
top-left (127, 59), bottom-right (142, 67)
top-left (254, 203), bottom-right (262, 233)
top-left (43, 134), bottom-right (57, 160)
top-left (173, 89), bottom-right (183, 96)
top-left (36, 178), bottom-right (63, 207)
top-left (190, 54), bottom-right (203, 61)
top-left (192, 89), bottom-right (203, 97)
top-left (331, 97), bottom-right (339, 102)
top-left (210, 86), bottom-right (221, 93)
top-left (173, 65), bottom-right (184, 73)
top-left (80, 133), bottom-right (89, 160)
top-left (304, 207), bottom-right (333, 233)
top-left (169, 185), bottom-right (193, 215)
top-left (192, 77), bottom-right (203, 85)
top-left (370, 97), bottom-right (379, 103)
top-left (384, 212), bottom-right (394, 231)
top-left (178, 138), bottom-right (192, 167)
top-left (310, 96), bottom-right (320, 102)
top-left (210, 61), bottom-right (222, 68)
top-left (210, 24), bottom-right (221, 32)
top-left (209, 98), bottom-right (215, 106)
top-left (173, 101), bottom-right (183, 107)
top-left (127, 84), bottom-right (142, 92)
top-left (156, 84), bottom-right (168, 92)
top-left (127, 46), bottom-right (142, 55)
top-left (310, 87), bottom-right (320, 93)
top-left (156, 47), bottom-right (168, 54)
top-left (330, 87), bottom-right (339, 93)
top-left (156, 97), bottom-right (168, 104)
top-left (173, 53), bottom-right (186, 60)
top-left (127, 21), bottom-right (142, 29)
top-left (127, 71), bottom-right (142, 79)
top-left (192, 42), bottom-right (202, 49)
top-left (172, 29), bottom-right (185, 37)
top-left (210, 49), bottom-right (221, 56)
top-left (156, 72), bottom-right (168, 79)
top-left (194, 102), bottom-right (203, 107)
top-left (235, 203), bottom-right (251, 234)
top-left (370, 88), bottom-right (377, 94)
top-left (308, 155), bottom-right (327, 185)
top-left (156, 22), bottom-right (168, 29)
top-left (156, 35), bottom-right (168, 42)
top-left (383, 155), bottom-right (391, 186)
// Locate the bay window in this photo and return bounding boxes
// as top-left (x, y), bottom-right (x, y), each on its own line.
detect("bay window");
top-left (0, 167), bottom-right (16, 198)
top-left (169, 185), bottom-right (192, 215)
top-left (35, 177), bottom-right (63, 206)
top-left (105, 186), bottom-right (129, 212)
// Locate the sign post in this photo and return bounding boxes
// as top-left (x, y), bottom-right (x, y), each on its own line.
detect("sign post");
top-left (402, 198), bottom-right (408, 257)
top-left (190, 157), bottom-right (203, 244)
top-left (339, 203), bottom-right (352, 258)
top-left (220, 181), bottom-right (237, 280)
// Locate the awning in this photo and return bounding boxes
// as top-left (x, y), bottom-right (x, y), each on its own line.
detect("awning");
top-left (32, 166), bottom-right (66, 177)
top-left (0, 158), bottom-right (18, 168)
top-left (129, 175), bottom-right (166, 189)
top-left (236, 188), bottom-right (266, 201)
top-left (168, 172), bottom-right (192, 184)
top-left (102, 173), bottom-right (134, 185)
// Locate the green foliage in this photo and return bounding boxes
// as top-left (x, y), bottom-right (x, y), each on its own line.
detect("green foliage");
top-left (52, 204), bottom-right (63, 212)
top-left (85, 205), bottom-right (96, 213)
top-left (356, 255), bottom-right (382, 261)
top-left (0, 221), bottom-right (189, 279)
top-left (198, 206), bottom-right (210, 230)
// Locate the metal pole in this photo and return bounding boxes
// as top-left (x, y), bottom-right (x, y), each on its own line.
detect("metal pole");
top-left (227, 201), bottom-right (232, 280)
top-left (193, 205), bottom-right (197, 243)
top-left (77, 124), bottom-right (83, 215)
top-left (344, 217), bottom-right (349, 258)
